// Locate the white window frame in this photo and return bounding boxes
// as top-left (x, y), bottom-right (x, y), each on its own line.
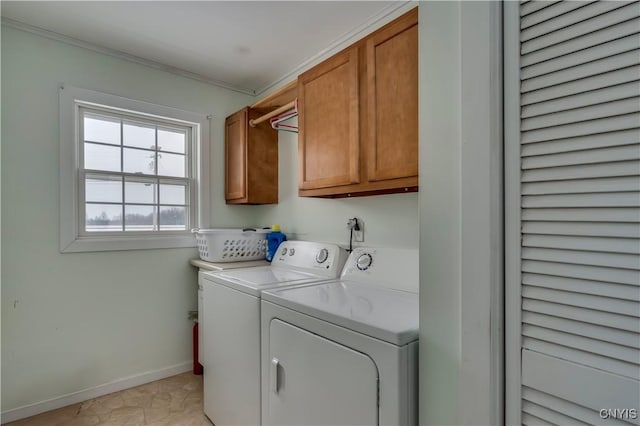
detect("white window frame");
top-left (60, 85), bottom-right (210, 252)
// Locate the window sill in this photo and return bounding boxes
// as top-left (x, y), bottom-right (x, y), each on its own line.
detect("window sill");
top-left (60, 233), bottom-right (196, 253)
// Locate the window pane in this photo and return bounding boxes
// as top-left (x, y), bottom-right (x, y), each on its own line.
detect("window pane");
top-left (125, 179), bottom-right (156, 204)
top-left (84, 114), bottom-right (120, 145)
top-left (158, 152), bottom-right (186, 177)
top-left (86, 176), bottom-right (122, 203)
top-left (159, 183), bottom-right (186, 205)
top-left (86, 204), bottom-right (122, 232)
top-left (124, 122), bottom-right (155, 150)
top-left (125, 205), bottom-right (157, 231)
top-left (159, 206), bottom-right (186, 230)
top-left (84, 143), bottom-right (121, 172)
top-left (158, 129), bottom-right (185, 154)
top-left (124, 148), bottom-right (156, 175)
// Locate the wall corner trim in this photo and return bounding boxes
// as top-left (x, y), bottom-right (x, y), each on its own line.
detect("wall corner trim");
top-left (2, 1), bottom-right (417, 99)
top-left (250, 1), bottom-right (418, 97)
top-left (1, 17), bottom-right (254, 95)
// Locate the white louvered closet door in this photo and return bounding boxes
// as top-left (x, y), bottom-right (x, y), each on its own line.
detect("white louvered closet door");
top-left (507, 1), bottom-right (640, 425)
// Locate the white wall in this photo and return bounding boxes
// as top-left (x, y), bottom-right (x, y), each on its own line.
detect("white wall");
top-left (4, 3), bottom-right (509, 423)
top-left (0, 19), bottom-right (4, 412)
top-left (418, 2), bottom-right (502, 425)
top-left (253, 128), bottom-right (420, 249)
top-left (418, 3), bottom-right (462, 423)
top-left (0, 26), bottom-right (255, 416)
top-left (0, 20), bottom-right (420, 420)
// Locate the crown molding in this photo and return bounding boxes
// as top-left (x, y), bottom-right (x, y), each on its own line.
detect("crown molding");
top-left (1, 17), bottom-right (256, 96)
top-left (2, 1), bottom-right (418, 99)
top-left (253, 1), bottom-right (418, 97)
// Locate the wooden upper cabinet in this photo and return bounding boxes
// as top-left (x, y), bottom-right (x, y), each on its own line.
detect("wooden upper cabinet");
top-left (366, 10), bottom-right (418, 182)
top-left (298, 8), bottom-right (418, 198)
top-left (298, 48), bottom-right (360, 190)
top-left (225, 107), bottom-right (278, 204)
top-left (225, 109), bottom-right (247, 201)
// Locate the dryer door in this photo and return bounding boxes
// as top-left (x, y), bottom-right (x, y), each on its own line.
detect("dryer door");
top-left (266, 319), bottom-right (378, 426)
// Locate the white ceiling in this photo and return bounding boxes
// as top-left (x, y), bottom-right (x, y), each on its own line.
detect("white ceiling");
top-left (1, 1), bottom-right (408, 95)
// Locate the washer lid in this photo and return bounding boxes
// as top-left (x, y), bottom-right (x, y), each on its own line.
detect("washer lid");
top-left (262, 280), bottom-right (418, 346)
top-left (202, 266), bottom-right (326, 296)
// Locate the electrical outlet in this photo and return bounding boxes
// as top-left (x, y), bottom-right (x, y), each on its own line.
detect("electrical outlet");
top-left (354, 219), bottom-right (364, 242)
top-left (347, 217), bottom-right (365, 243)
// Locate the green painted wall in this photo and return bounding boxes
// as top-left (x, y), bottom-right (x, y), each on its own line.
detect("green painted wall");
top-left (1, 14), bottom-right (422, 416)
top-left (253, 127), bottom-right (420, 248)
top-left (1, 26), bottom-right (254, 412)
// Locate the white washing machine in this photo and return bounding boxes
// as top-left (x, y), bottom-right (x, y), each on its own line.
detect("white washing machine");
top-left (196, 259), bottom-right (268, 370)
top-left (260, 247), bottom-right (419, 426)
top-left (201, 240), bottom-right (348, 426)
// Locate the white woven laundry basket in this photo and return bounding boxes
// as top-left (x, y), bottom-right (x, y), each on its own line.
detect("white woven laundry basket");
top-left (192, 228), bottom-right (269, 262)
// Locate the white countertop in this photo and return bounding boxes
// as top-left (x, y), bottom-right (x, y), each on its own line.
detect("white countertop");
top-left (189, 258), bottom-right (270, 271)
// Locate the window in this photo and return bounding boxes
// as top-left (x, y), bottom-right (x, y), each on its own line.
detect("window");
top-left (81, 109), bottom-right (191, 233)
top-left (60, 85), bottom-right (210, 252)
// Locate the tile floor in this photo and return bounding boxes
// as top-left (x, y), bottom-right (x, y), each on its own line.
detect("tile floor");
top-left (5, 372), bottom-right (213, 426)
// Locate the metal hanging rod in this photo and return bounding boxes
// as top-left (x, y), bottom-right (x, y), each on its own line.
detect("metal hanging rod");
top-left (249, 100), bottom-right (296, 127)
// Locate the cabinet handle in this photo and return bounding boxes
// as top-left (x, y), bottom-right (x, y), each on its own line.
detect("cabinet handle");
top-left (271, 357), bottom-right (280, 393)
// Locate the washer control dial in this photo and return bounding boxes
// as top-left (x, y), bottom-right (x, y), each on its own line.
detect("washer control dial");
top-left (356, 253), bottom-right (373, 271)
top-left (315, 248), bottom-right (329, 264)
top-left (280, 247), bottom-right (288, 256)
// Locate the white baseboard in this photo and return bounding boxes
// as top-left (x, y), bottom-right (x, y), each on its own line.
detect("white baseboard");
top-left (1, 361), bottom-right (192, 424)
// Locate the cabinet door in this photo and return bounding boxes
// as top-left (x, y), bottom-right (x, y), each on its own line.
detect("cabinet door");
top-left (298, 48), bottom-right (360, 190)
top-left (225, 108), bottom-right (247, 202)
top-left (246, 109), bottom-right (279, 204)
top-left (366, 9), bottom-right (418, 182)
top-left (266, 319), bottom-right (378, 426)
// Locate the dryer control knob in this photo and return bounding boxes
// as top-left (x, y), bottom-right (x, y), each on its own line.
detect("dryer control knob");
top-left (356, 253), bottom-right (373, 271)
top-left (315, 248), bottom-right (329, 264)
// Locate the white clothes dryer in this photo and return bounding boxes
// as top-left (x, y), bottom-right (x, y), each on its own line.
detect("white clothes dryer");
top-left (260, 247), bottom-right (419, 426)
top-left (201, 240), bottom-right (348, 426)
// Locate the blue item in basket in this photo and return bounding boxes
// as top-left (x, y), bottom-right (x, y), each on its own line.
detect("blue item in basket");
top-left (266, 225), bottom-right (287, 262)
